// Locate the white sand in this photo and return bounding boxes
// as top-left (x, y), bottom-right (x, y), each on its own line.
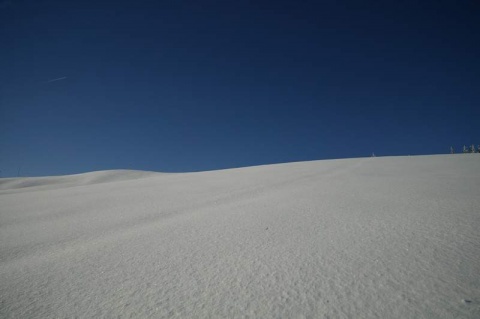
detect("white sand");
top-left (1, 155), bottom-right (479, 318)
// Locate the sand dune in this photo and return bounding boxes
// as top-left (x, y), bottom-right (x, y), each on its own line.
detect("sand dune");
top-left (1, 155), bottom-right (479, 318)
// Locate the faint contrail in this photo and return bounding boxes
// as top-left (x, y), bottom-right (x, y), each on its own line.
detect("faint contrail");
top-left (46, 76), bottom-right (67, 83)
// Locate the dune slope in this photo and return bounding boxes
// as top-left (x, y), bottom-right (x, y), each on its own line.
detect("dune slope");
top-left (1, 155), bottom-right (479, 318)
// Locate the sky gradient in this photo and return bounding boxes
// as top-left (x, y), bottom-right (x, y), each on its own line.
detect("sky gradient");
top-left (1, 0), bottom-right (479, 177)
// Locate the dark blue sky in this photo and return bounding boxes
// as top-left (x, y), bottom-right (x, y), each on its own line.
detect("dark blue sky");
top-left (1, 0), bottom-right (479, 177)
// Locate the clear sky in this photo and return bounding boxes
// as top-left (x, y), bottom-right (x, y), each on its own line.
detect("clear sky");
top-left (1, 0), bottom-right (479, 177)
